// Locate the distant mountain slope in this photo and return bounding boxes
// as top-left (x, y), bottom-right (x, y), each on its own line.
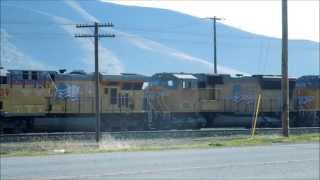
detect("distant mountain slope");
top-left (1, 0), bottom-right (318, 76)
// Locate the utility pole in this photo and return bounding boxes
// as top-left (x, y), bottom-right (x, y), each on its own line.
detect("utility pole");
top-left (281, 0), bottom-right (289, 137)
top-left (207, 17), bottom-right (223, 74)
top-left (0, 48), bottom-right (2, 69)
top-left (75, 22), bottom-right (115, 143)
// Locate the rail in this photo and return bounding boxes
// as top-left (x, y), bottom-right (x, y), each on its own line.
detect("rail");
top-left (1, 127), bottom-right (319, 143)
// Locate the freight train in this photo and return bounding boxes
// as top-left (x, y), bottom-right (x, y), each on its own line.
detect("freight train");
top-left (0, 69), bottom-right (319, 133)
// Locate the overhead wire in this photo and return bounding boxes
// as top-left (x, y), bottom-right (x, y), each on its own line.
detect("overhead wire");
top-left (115, 20), bottom-right (204, 32)
top-left (257, 38), bottom-right (264, 73)
top-left (262, 39), bottom-right (271, 74)
top-left (1, 29), bottom-right (264, 41)
top-left (1, 19), bottom-right (262, 40)
top-left (3, 30), bottom-right (315, 51)
top-left (3, 21), bottom-right (313, 50)
top-left (1, 22), bottom-right (76, 26)
top-left (1, 19), bottom-right (203, 28)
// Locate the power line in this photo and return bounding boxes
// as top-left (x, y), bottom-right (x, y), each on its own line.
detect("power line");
top-left (116, 20), bottom-right (204, 31)
top-left (3, 30), bottom-right (265, 41)
top-left (2, 21), bottom-right (264, 40)
top-left (2, 32), bottom-right (315, 50)
top-left (262, 39), bottom-right (271, 74)
top-left (1, 22), bottom-right (76, 25)
top-left (116, 30), bottom-right (262, 39)
top-left (0, 19), bottom-right (203, 28)
top-left (1, 0), bottom-right (317, 1)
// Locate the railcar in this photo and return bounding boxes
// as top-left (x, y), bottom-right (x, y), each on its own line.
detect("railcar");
top-left (147, 73), bottom-right (297, 128)
top-left (294, 75), bottom-right (320, 127)
top-left (0, 69), bottom-right (149, 133)
top-left (0, 69), bottom-right (56, 133)
top-left (42, 71), bottom-right (149, 132)
top-left (1, 69), bottom-right (319, 134)
top-left (144, 73), bottom-right (207, 130)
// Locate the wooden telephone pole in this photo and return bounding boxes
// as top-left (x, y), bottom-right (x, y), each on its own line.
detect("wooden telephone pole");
top-left (75, 22), bottom-right (115, 142)
top-left (281, 0), bottom-right (289, 137)
top-left (207, 17), bottom-right (223, 74)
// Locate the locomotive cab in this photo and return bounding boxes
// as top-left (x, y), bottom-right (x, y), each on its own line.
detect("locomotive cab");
top-left (145, 73), bottom-right (207, 130)
top-left (0, 69), bottom-right (56, 133)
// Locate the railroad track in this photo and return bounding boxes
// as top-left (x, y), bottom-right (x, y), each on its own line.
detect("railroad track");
top-left (1, 127), bottom-right (319, 143)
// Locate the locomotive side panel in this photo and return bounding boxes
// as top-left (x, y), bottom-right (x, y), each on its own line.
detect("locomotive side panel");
top-left (258, 76), bottom-right (296, 113)
top-left (296, 89), bottom-right (320, 111)
top-left (198, 88), bottom-right (220, 112)
top-left (50, 74), bottom-right (94, 114)
top-left (164, 89), bottom-right (200, 112)
top-left (2, 70), bottom-right (55, 115)
top-left (0, 70), bottom-right (56, 133)
top-left (295, 76), bottom-right (320, 127)
top-left (215, 76), bottom-right (259, 114)
top-left (101, 83), bottom-right (145, 113)
top-left (34, 73), bottom-right (149, 132)
top-left (145, 73), bottom-right (207, 130)
top-left (146, 73), bottom-right (201, 113)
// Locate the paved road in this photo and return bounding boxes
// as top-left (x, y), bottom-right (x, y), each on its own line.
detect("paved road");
top-left (1, 143), bottom-right (319, 180)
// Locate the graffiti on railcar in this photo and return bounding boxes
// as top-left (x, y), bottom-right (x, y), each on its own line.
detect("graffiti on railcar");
top-left (56, 83), bottom-right (80, 101)
top-left (297, 96), bottom-right (315, 108)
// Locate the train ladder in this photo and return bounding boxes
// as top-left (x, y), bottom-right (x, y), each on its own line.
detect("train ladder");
top-left (158, 95), bottom-right (171, 122)
top-left (146, 95), bottom-right (156, 130)
top-left (147, 111), bottom-right (154, 130)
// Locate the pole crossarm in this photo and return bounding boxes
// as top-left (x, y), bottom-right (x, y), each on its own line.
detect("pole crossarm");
top-left (75, 34), bottom-right (115, 38)
top-left (206, 17), bottom-right (223, 21)
top-left (76, 22), bottom-right (114, 28)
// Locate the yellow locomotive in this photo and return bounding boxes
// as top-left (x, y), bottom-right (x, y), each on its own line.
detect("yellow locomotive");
top-left (294, 76), bottom-right (320, 126)
top-left (1, 69), bottom-right (148, 133)
top-left (0, 69), bottom-right (319, 133)
top-left (145, 73), bottom-right (297, 128)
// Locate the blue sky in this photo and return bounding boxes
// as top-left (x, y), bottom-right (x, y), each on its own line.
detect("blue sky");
top-left (106, 0), bottom-right (319, 42)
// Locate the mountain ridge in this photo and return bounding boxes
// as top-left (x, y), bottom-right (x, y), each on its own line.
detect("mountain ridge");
top-left (1, 0), bottom-right (319, 77)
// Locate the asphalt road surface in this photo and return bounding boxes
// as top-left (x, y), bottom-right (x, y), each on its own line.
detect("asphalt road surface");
top-left (1, 143), bottom-right (319, 180)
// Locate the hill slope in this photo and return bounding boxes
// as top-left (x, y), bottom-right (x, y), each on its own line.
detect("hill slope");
top-left (1, 0), bottom-right (319, 76)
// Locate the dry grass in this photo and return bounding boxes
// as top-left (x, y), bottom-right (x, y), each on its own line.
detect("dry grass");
top-left (1, 133), bottom-right (319, 157)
